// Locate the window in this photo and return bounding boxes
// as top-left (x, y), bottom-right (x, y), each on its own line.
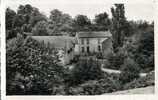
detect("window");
top-left (81, 38), bottom-right (84, 45)
top-left (98, 38), bottom-right (101, 44)
top-left (86, 38), bottom-right (89, 44)
top-left (98, 45), bottom-right (101, 51)
top-left (82, 47), bottom-right (84, 53)
top-left (87, 46), bottom-right (90, 53)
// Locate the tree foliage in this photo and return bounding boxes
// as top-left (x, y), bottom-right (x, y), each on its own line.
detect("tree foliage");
top-left (6, 4), bottom-right (47, 40)
top-left (65, 58), bottom-right (104, 86)
top-left (94, 12), bottom-right (111, 31)
top-left (32, 21), bottom-right (49, 36)
top-left (6, 35), bottom-right (65, 95)
top-left (111, 4), bottom-right (128, 52)
top-left (48, 9), bottom-right (74, 34)
top-left (6, 8), bottom-right (16, 30)
top-left (6, 8), bottom-right (17, 39)
top-left (119, 57), bottom-right (140, 84)
top-left (73, 15), bottom-right (92, 31)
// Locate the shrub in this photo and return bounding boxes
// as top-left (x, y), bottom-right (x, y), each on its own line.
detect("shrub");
top-left (65, 58), bottom-right (104, 86)
top-left (135, 54), bottom-right (154, 72)
top-left (119, 57), bottom-right (140, 84)
top-left (6, 35), bottom-right (65, 95)
top-left (106, 51), bottom-right (126, 70)
top-left (67, 73), bottom-right (121, 95)
top-left (123, 71), bottom-right (154, 90)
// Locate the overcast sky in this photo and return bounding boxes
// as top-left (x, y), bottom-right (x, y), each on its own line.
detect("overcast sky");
top-left (6, 0), bottom-right (155, 22)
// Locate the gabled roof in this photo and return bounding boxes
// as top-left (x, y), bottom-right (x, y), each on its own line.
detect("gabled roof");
top-left (77, 31), bottom-right (112, 38)
top-left (31, 36), bottom-right (76, 49)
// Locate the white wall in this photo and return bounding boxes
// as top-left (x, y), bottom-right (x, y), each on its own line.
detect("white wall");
top-left (63, 48), bottom-right (75, 65)
top-left (58, 48), bottom-right (75, 65)
top-left (78, 38), bottom-right (107, 53)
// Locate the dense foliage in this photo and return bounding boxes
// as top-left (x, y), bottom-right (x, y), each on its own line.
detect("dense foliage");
top-left (48, 9), bottom-right (74, 34)
top-left (111, 4), bottom-right (128, 52)
top-left (105, 51), bottom-right (126, 70)
top-left (124, 22), bottom-right (154, 72)
top-left (94, 12), bottom-right (110, 31)
top-left (119, 57), bottom-right (140, 84)
top-left (32, 21), bottom-right (49, 36)
top-left (123, 71), bottom-right (154, 90)
top-left (6, 4), bottom-right (113, 38)
top-left (6, 4), bottom-right (47, 39)
top-left (67, 78), bottom-right (120, 95)
top-left (65, 58), bottom-right (104, 86)
top-left (6, 35), bottom-right (65, 95)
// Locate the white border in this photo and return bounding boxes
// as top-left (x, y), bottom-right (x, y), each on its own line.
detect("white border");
top-left (1, 0), bottom-right (6, 100)
top-left (1, 0), bottom-right (158, 100)
top-left (154, 0), bottom-right (158, 97)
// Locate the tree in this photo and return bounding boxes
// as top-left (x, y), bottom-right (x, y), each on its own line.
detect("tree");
top-left (73, 15), bottom-right (91, 31)
top-left (135, 27), bottom-right (154, 72)
top-left (48, 9), bottom-right (74, 35)
top-left (32, 21), bottom-right (49, 36)
top-left (17, 4), bottom-right (34, 24)
top-left (6, 36), bottom-right (65, 95)
top-left (6, 8), bottom-right (16, 30)
top-left (49, 9), bottom-right (62, 24)
top-left (6, 8), bottom-right (17, 39)
top-left (111, 4), bottom-right (127, 52)
top-left (124, 21), bottom-right (154, 72)
top-left (29, 8), bottom-right (47, 27)
top-left (94, 12), bottom-right (110, 31)
top-left (13, 14), bottom-right (26, 28)
top-left (15, 4), bottom-right (47, 33)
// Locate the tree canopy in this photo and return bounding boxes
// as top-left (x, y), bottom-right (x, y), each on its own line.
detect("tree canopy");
top-left (111, 4), bottom-right (127, 52)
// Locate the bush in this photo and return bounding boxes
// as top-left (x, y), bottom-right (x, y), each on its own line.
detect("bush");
top-left (135, 54), bottom-right (154, 72)
top-left (119, 57), bottom-right (140, 84)
top-left (6, 35), bottom-right (65, 95)
top-left (123, 71), bottom-right (154, 90)
top-left (105, 51), bottom-right (126, 70)
top-left (65, 58), bottom-right (104, 86)
top-left (67, 73), bottom-right (121, 95)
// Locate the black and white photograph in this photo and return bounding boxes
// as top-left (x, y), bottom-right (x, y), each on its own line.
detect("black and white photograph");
top-left (5, 0), bottom-right (155, 96)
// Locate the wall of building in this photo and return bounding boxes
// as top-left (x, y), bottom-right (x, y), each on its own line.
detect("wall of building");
top-left (77, 37), bottom-right (108, 54)
top-left (102, 38), bottom-right (113, 58)
top-left (58, 48), bottom-right (75, 65)
top-left (64, 48), bottom-right (74, 65)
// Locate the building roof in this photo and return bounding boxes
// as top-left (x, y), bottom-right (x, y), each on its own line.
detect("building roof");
top-left (77, 31), bottom-right (112, 38)
top-left (31, 36), bottom-right (76, 49)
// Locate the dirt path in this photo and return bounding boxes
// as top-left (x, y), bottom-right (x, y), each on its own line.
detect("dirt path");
top-left (105, 86), bottom-right (154, 94)
top-left (101, 67), bottom-right (147, 77)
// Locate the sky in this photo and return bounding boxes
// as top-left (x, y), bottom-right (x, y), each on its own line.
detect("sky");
top-left (6, 0), bottom-right (155, 22)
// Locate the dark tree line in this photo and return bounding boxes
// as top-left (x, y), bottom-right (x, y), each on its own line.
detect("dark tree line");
top-left (6, 5), bottom-right (47, 39)
top-left (6, 4), bottom-right (111, 39)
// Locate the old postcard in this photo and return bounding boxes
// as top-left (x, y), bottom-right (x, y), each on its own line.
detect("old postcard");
top-left (1, 0), bottom-right (157, 100)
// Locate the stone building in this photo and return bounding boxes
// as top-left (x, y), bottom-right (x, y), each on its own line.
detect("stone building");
top-left (31, 31), bottom-right (113, 65)
top-left (75, 31), bottom-right (112, 57)
top-left (32, 36), bottom-right (76, 65)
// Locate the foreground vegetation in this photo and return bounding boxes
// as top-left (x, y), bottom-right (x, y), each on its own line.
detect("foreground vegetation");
top-left (6, 36), bottom-right (154, 95)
